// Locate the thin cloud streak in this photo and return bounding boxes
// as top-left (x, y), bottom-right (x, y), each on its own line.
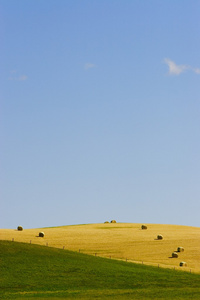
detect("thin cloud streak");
top-left (164, 58), bottom-right (188, 75)
top-left (18, 75), bottom-right (28, 81)
top-left (84, 63), bottom-right (96, 70)
top-left (194, 68), bottom-right (200, 74)
top-left (164, 58), bottom-right (200, 76)
top-left (8, 71), bottom-right (28, 81)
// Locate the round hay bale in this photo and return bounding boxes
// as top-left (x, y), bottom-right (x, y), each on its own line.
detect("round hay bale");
top-left (180, 261), bottom-right (187, 267)
top-left (104, 221), bottom-right (109, 224)
top-left (177, 247), bottom-right (184, 252)
top-left (157, 234), bottom-right (163, 240)
top-left (17, 226), bottom-right (23, 231)
top-left (39, 232), bottom-right (45, 237)
top-left (110, 220), bottom-right (116, 223)
top-left (172, 252), bottom-right (178, 258)
top-left (141, 224), bottom-right (147, 230)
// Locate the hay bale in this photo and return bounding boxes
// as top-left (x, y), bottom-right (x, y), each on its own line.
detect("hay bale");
top-left (180, 261), bottom-right (187, 267)
top-left (157, 234), bottom-right (163, 240)
top-left (172, 252), bottom-right (178, 258)
top-left (39, 232), bottom-right (45, 237)
top-left (17, 226), bottom-right (23, 231)
top-left (110, 220), bottom-right (116, 223)
top-left (141, 224), bottom-right (147, 230)
top-left (177, 247), bottom-right (184, 252)
top-left (104, 221), bottom-right (109, 224)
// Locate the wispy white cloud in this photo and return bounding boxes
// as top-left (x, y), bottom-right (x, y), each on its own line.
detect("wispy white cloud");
top-left (193, 68), bottom-right (200, 74)
top-left (18, 75), bottom-right (28, 81)
top-left (8, 70), bottom-right (28, 81)
top-left (84, 63), bottom-right (96, 70)
top-left (10, 70), bottom-right (17, 74)
top-left (164, 58), bottom-right (188, 75)
top-left (164, 58), bottom-right (200, 76)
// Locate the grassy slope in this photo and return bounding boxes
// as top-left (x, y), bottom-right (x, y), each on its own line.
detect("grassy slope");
top-left (1, 241), bottom-right (200, 299)
top-left (1, 223), bottom-right (200, 272)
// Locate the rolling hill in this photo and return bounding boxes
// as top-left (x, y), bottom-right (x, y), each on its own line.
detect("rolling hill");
top-left (1, 223), bottom-right (200, 273)
top-left (1, 240), bottom-right (200, 299)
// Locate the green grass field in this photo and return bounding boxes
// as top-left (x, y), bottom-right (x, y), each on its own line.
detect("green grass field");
top-left (1, 240), bottom-right (200, 299)
top-left (1, 223), bottom-right (200, 273)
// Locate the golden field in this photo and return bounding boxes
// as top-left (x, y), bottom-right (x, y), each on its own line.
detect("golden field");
top-left (1, 223), bottom-right (200, 273)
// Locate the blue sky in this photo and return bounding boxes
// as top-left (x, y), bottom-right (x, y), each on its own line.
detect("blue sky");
top-left (1, 1), bottom-right (200, 229)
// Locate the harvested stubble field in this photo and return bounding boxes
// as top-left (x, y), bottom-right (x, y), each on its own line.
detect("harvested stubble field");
top-left (1, 223), bottom-right (200, 273)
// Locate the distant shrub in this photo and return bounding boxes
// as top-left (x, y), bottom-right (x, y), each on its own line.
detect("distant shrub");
top-left (17, 226), bottom-right (23, 231)
top-left (141, 224), bottom-right (147, 230)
